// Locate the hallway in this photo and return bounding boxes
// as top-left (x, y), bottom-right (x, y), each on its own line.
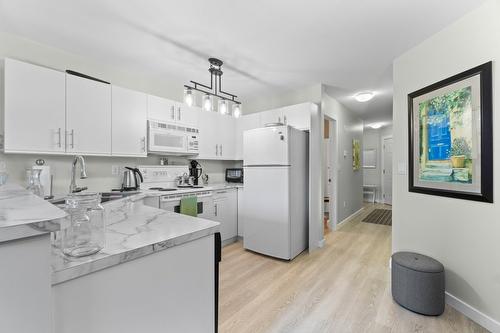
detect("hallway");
top-left (219, 205), bottom-right (486, 333)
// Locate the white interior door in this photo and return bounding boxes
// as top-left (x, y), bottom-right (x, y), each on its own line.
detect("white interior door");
top-left (383, 137), bottom-right (393, 205)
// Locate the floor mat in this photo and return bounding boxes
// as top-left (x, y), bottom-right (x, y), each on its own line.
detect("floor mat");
top-left (362, 209), bottom-right (392, 226)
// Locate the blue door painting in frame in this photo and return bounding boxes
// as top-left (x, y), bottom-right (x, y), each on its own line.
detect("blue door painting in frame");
top-left (408, 62), bottom-right (493, 203)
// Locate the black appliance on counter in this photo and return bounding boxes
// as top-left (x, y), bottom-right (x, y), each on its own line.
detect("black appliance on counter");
top-left (225, 168), bottom-right (243, 183)
top-left (189, 160), bottom-right (203, 185)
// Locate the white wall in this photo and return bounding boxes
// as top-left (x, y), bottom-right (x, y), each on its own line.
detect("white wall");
top-left (0, 31), bottom-right (234, 194)
top-left (244, 84), bottom-right (322, 114)
top-left (322, 89), bottom-right (364, 223)
top-left (393, 0), bottom-right (500, 329)
top-left (363, 125), bottom-right (392, 202)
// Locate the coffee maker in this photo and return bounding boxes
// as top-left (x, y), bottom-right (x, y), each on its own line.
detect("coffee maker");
top-left (189, 160), bottom-right (203, 186)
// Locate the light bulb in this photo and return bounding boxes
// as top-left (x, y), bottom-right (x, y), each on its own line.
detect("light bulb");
top-left (184, 88), bottom-right (194, 107)
top-left (203, 94), bottom-right (212, 112)
top-left (219, 99), bottom-right (228, 115)
top-left (232, 104), bottom-right (242, 118)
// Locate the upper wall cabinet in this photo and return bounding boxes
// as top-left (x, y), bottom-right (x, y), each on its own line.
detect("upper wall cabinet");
top-left (147, 95), bottom-right (198, 128)
top-left (147, 95), bottom-right (177, 123)
top-left (198, 111), bottom-right (236, 160)
top-left (66, 73), bottom-right (112, 155)
top-left (3, 58), bottom-right (66, 154)
top-left (259, 103), bottom-right (313, 130)
top-left (282, 102), bottom-right (312, 130)
top-left (112, 86), bottom-right (147, 157)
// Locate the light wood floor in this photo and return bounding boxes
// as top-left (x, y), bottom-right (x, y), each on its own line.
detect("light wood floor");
top-left (219, 204), bottom-right (487, 333)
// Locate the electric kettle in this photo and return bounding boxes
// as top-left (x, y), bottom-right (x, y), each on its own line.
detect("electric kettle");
top-left (122, 167), bottom-right (143, 191)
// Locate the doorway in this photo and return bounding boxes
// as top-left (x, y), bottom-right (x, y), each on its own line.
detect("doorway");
top-left (382, 136), bottom-right (393, 205)
top-left (323, 116), bottom-right (338, 231)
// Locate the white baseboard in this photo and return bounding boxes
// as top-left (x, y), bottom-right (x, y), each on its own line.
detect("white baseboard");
top-left (445, 292), bottom-right (500, 332)
top-left (337, 207), bottom-right (365, 228)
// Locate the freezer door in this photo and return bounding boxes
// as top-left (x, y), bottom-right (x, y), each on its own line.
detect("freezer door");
top-left (243, 126), bottom-right (289, 166)
top-left (242, 166), bottom-right (291, 259)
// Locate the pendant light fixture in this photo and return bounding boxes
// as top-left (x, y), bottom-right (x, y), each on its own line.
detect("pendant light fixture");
top-left (202, 93), bottom-right (212, 112)
top-left (184, 87), bottom-right (194, 107)
top-left (218, 99), bottom-right (228, 115)
top-left (232, 103), bottom-right (242, 118)
top-left (184, 58), bottom-right (242, 117)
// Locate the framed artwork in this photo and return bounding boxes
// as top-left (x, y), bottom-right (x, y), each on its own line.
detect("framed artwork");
top-left (408, 62), bottom-right (493, 202)
top-left (352, 139), bottom-right (361, 171)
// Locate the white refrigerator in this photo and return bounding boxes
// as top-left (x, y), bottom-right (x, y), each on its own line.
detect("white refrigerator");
top-left (242, 125), bottom-right (308, 260)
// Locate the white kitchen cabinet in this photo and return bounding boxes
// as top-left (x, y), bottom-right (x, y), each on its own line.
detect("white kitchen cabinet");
top-left (111, 86), bottom-right (148, 157)
top-left (213, 188), bottom-right (238, 243)
top-left (198, 111), bottom-right (236, 160)
top-left (237, 187), bottom-right (244, 237)
top-left (282, 102), bottom-right (312, 130)
top-left (198, 111), bottom-right (219, 159)
top-left (175, 103), bottom-right (199, 128)
top-left (3, 58), bottom-right (66, 154)
top-left (66, 73), bottom-right (112, 155)
top-left (218, 115), bottom-right (236, 159)
top-left (259, 108), bottom-right (284, 127)
top-left (147, 95), bottom-right (177, 122)
top-left (235, 113), bottom-right (261, 160)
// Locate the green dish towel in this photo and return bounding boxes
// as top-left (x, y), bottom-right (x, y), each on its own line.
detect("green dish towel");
top-left (180, 196), bottom-right (198, 217)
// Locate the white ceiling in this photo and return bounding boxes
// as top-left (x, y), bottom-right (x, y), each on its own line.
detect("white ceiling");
top-left (0, 0), bottom-right (485, 123)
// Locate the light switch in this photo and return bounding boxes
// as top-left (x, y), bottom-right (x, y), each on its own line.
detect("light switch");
top-left (398, 162), bottom-right (407, 175)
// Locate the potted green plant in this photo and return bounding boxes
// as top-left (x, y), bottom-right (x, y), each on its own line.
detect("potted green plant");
top-left (450, 137), bottom-right (471, 168)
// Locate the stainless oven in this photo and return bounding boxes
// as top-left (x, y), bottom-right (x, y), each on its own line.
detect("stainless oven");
top-left (159, 191), bottom-right (214, 219)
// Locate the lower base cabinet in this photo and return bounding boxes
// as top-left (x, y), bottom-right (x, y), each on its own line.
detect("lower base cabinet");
top-left (52, 235), bottom-right (215, 333)
top-left (213, 189), bottom-right (238, 244)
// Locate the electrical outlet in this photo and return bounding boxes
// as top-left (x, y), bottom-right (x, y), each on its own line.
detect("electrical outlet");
top-left (111, 165), bottom-right (122, 176)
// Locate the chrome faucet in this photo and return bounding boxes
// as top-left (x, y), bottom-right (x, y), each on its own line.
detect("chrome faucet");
top-left (69, 155), bottom-right (88, 193)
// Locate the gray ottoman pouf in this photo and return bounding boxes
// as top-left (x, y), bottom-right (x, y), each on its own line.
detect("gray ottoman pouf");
top-left (391, 252), bottom-right (445, 316)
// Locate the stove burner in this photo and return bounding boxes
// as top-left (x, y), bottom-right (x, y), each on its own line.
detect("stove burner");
top-left (149, 187), bottom-right (178, 192)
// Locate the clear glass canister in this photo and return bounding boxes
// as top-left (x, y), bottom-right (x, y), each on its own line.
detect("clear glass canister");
top-left (61, 192), bottom-right (106, 257)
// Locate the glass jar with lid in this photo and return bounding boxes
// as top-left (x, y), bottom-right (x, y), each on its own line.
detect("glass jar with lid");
top-left (61, 192), bottom-right (106, 257)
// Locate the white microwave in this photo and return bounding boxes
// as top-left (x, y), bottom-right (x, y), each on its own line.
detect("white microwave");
top-left (148, 120), bottom-right (199, 155)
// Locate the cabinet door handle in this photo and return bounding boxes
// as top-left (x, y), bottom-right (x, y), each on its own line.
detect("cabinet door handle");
top-left (178, 107), bottom-right (181, 121)
top-left (69, 129), bottom-right (75, 149)
top-left (216, 144), bottom-right (219, 156)
top-left (220, 144), bottom-right (223, 156)
top-left (171, 106), bottom-right (175, 120)
top-left (278, 116), bottom-right (281, 123)
top-left (215, 203), bottom-right (218, 217)
top-left (56, 128), bottom-right (62, 148)
top-left (284, 115), bottom-right (287, 124)
top-left (141, 136), bottom-right (146, 152)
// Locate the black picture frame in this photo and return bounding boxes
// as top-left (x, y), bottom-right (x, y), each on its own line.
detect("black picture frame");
top-left (408, 62), bottom-right (493, 203)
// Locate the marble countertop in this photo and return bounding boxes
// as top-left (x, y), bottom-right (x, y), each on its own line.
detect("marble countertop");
top-left (51, 197), bottom-right (219, 285)
top-left (0, 183), bottom-right (66, 242)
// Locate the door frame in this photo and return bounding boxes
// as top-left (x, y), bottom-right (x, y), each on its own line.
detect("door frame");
top-left (381, 135), bottom-right (393, 205)
top-left (324, 115), bottom-right (339, 230)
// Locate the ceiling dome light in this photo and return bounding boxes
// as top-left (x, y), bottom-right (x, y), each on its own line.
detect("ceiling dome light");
top-left (184, 88), bottom-right (194, 107)
top-left (232, 103), bottom-right (242, 118)
top-left (369, 123), bottom-right (383, 129)
top-left (202, 94), bottom-right (212, 112)
top-left (218, 99), bottom-right (228, 115)
top-left (354, 91), bottom-right (375, 102)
